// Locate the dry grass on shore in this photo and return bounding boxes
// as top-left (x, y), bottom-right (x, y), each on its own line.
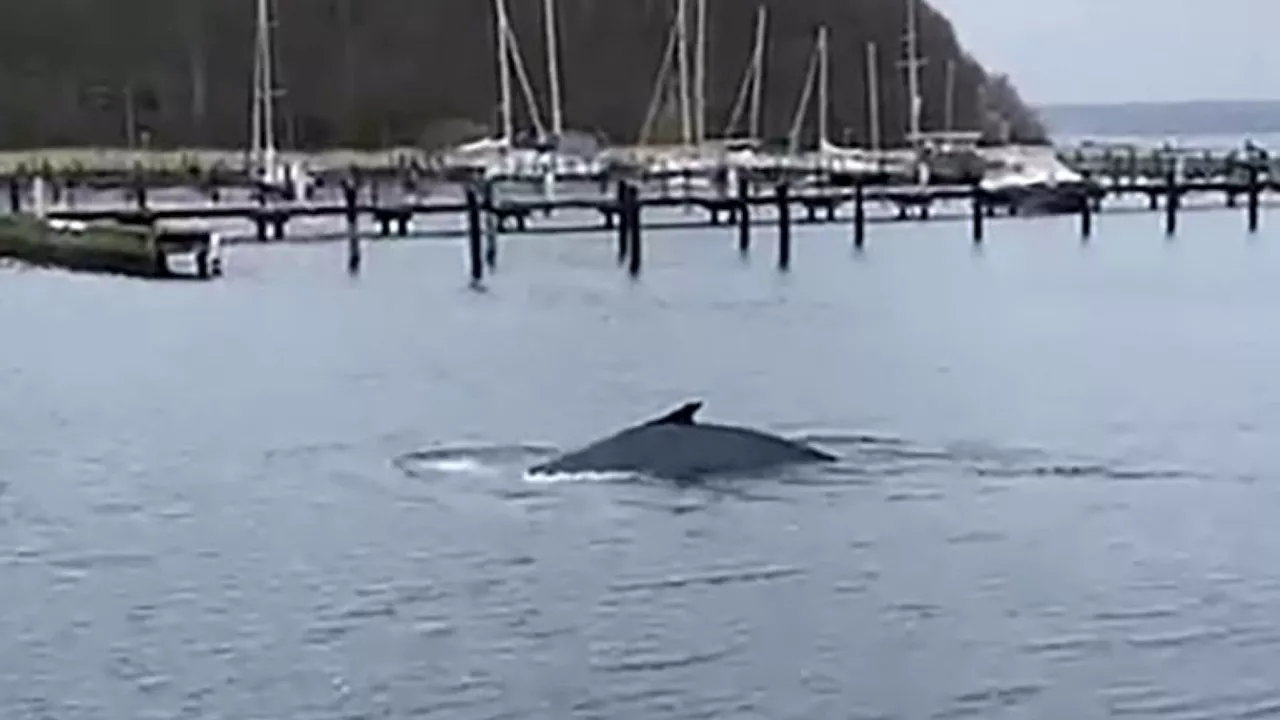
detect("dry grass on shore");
top-left (0, 147), bottom-right (425, 175)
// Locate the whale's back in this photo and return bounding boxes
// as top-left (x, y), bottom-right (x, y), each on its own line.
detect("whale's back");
top-left (528, 422), bottom-right (834, 479)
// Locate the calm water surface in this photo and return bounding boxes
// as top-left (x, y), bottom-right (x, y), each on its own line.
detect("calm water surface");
top-left (4, 208), bottom-right (1280, 719)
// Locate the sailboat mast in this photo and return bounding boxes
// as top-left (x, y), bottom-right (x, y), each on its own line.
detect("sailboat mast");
top-left (866, 42), bottom-right (881, 151)
top-left (543, 0), bottom-right (564, 138)
top-left (786, 33), bottom-right (820, 152)
top-left (261, 0), bottom-right (276, 159)
top-left (817, 25), bottom-right (828, 147)
top-left (675, 0), bottom-right (692, 146)
top-left (250, 0), bottom-right (278, 176)
top-left (749, 5), bottom-right (766, 139)
top-left (495, 0), bottom-right (514, 142)
top-left (250, 37), bottom-right (261, 166)
top-left (944, 58), bottom-right (956, 133)
top-left (904, 0), bottom-right (923, 145)
top-left (693, 0), bottom-right (707, 144)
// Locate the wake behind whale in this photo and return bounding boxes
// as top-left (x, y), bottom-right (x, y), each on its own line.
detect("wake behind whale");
top-left (525, 400), bottom-right (838, 482)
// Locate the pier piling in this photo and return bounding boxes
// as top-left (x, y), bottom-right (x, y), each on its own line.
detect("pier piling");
top-left (8, 177), bottom-right (20, 214)
top-left (131, 167), bottom-right (148, 212)
top-left (482, 181), bottom-right (498, 269)
top-left (1247, 165), bottom-right (1261, 233)
top-left (776, 183), bottom-right (792, 271)
top-left (465, 186), bottom-right (484, 285)
top-left (1164, 169), bottom-right (1179, 237)
top-left (737, 176), bottom-right (751, 255)
top-left (970, 183), bottom-right (985, 244)
top-left (853, 181), bottom-right (866, 249)
top-left (195, 248), bottom-right (210, 279)
top-left (343, 180), bottom-right (360, 274)
top-left (626, 183), bottom-right (642, 277)
top-left (615, 181), bottom-right (629, 264)
top-left (1080, 191), bottom-right (1093, 240)
top-left (253, 184), bottom-right (268, 241)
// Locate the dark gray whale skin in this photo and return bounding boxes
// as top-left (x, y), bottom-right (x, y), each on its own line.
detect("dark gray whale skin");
top-left (526, 401), bottom-right (837, 481)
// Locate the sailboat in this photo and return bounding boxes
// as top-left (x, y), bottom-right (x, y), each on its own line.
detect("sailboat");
top-left (718, 3), bottom-right (769, 174)
top-left (795, 25), bottom-right (887, 177)
top-left (439, 0), bottom-right (544, 177)
top-left (438, 0), bottom-right (601, 191)
top-left (249, 0), bottom-right (310, 200)
top-left (635, 0), bottom-right (721, 194)
top-left (899, 0), bottom-right (934, 186)
top-left (747, 21), bottom-right (889, 184)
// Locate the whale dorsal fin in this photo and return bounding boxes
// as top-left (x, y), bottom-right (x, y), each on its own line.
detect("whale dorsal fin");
top-left (646, 401), bottom-right (702, 426)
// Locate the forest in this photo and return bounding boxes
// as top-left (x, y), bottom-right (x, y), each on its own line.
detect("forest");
top-left (0, 0), bottom-right (1046, 150)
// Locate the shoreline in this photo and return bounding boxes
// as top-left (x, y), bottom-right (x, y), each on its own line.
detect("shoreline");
top-left (0, 137), bottom-right (1270, 177)
top-left (0, 147), bottom-right (425, 176)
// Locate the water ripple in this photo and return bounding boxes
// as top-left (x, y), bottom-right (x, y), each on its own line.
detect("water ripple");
top-left (392, 443), bottom-right (560, 481)
top-left (973, 462), bottom-right (1200, 482)
top-left (1093, 605), bottom-right (1185, 622)
top-left (591, 645), bottom-right (739, 674)
top-left (607, 564), bottom-right (805, 594)
top-left (884, 487), bottom-right (945, 502)
top-left (936, 683), bottom-right (1043, 718)
top-left (45, 551), bottom-right (156, 573)
top-left (570, 688), bottom-right (684, 715)
top-left (1108, 688), bottom-right (1280, 719)
top-left (1125, 626), bottom-right (1234, 651)
top-left (1023, 634), bottom-right (1111, 658)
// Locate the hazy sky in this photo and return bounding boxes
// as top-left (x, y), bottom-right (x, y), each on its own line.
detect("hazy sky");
top-left (928, 0), bottom-right (1275, 105)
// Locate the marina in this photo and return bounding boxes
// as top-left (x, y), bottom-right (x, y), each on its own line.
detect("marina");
top-left (10, 0), bottom-right (1280, 718)
top-left (3, 0), bottom-right (1277, 282)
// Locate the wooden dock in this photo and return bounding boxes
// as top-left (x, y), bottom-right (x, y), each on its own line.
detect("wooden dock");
top-left (3, 142), bottom-right (1279, 283)
top-left (27, 171), bottom-right (1277, 239)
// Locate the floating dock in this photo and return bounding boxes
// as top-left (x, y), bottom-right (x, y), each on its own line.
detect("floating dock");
top-left (0, 214), bottom-right (222, 280)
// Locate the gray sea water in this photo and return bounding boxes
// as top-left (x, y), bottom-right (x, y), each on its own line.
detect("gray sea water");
top-left (4, 202), bottom-right (1280, 719)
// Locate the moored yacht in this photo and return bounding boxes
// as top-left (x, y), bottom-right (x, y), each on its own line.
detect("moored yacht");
top-left (979, 145), bottom-right (1098, 215)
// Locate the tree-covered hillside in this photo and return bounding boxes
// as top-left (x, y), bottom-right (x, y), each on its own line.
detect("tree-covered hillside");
top-left (0, 0), bottom-right (1046, 150)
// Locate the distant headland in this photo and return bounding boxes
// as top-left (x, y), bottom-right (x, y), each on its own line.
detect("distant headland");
top-left (0, 0), bottom-right (1046, 152)
top-left (1038, 99), bottom-right (1280, 140)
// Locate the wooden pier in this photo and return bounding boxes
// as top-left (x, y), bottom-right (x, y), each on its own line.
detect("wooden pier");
top-left (3, 146), bottom-right (1279, 283)
top-left (1056, 142), bottom-right (1274, 185)
top-left (28, 172), bottom-right (1276, 237)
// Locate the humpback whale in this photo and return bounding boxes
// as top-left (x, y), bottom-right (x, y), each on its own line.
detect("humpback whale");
top-left (526, 401), bottom-right (837, 480)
